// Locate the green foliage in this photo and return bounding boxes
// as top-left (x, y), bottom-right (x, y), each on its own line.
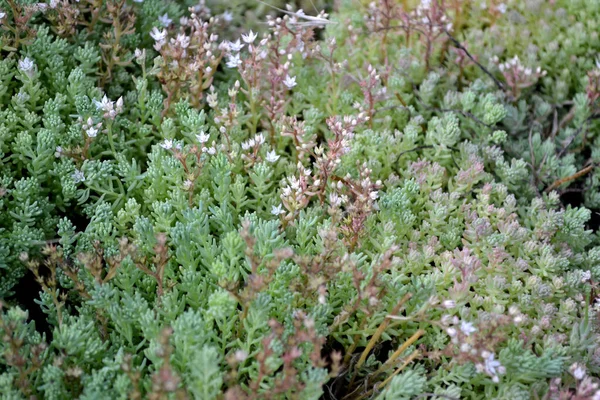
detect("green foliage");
top-left (0, 0), bottom-right (599, 399)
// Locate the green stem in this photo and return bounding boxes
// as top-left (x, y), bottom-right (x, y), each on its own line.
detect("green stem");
top-left (107, 122), bottom-right (118, 159)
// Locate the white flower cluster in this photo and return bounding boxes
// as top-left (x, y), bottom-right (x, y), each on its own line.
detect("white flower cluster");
top-left (93, 95), bottom-right (123, 120)
top-left (82, 117), bottom-right (102, 138)
top-left (224, 31), bottom-right (258, 69)
top-left (241, 133), bottom-right (266, 151)
top-left (497, 55), bottom-right (546, 77)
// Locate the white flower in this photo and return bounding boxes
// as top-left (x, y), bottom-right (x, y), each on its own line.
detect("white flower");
top-left (234, 350), bottom-right (248, 362)
top-left (133, 0), bottom-right (143, 3)
top-left (72, 170), bottom-right (85, 183)
top-left (160, 139), bottom-right (173, 150)
top-left (18, 57), bottom-right (35, 73)
top-left (496, 3), bottom-right (507, 14)
top-left (571, 363), bottom-right (586, 380)
top-left (460, 321), bottom-right (477, 336)
top-left (265, 150), bottom-right (280, 163)
top-left (228, 39), bottom-right (244, 52)
top-left (55, 146), bottom-right (63, 158)
top-left (202, 146), bottom-right (217, 155)
top-left (484, 353), bottom-right (502, 377)
top-left (329, 193), bottom-right (342, 207)
top-left (582, 270), bottom-right (591, 283)
top-left (150, 27), bottom-right (167, 42)
top-left (283, 75), bottom-right (297, 89)
top-left (183, 179), bottom-right (193, 190)
top-left (442, 300), bottom-right (456, 309)
top-left (86, 126), bottom-right (99, 138)
top-left (226, 54), bottom-right (242, 68)
top-left (115, 97), bottom-right (123, 112)
top-left (222, 11), bottom-right (233, 22)
top-left (93, 95), bottom-right (113, 111)
top-left (271, 204), bottom-right (285, 215)
top-left (196, 131), bottom-right (210, 144)
top-left (176, 33), bottom-right (190, 49)
top-left (242, 30), bottom-right (258, 44)
top-left (0, 11), bottom-right (6, 20)
top-left (158, 13), bottom-right (172, 27)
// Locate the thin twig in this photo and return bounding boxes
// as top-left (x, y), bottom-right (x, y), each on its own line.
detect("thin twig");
top-left (544, 164), bottom-right (595, 193)
top-left (443, 29), bottom-right (505, 92)
top-left (557, 114), bottom-right (600, 158)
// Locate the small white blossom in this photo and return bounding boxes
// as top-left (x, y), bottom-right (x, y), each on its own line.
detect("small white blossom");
top-left (158, 13), bottom-right (172, 27)
top-left (93, 95), bottom-right (113, 111)
top-left (18, 57), bottom-right (35, 73)
top-left (0, 11), bottom-right (6, 20)
top-left (496, 3), bottom-right (507, 14)
top-left (160, 139), bottom-right (174, 150)
top-left (484, 353), bottom-right (502, 376)
top-left (133, 0), bottom-right (143, 3)
top-left (222, 11), bottom-right (233, 22)
top-left (574, 366), bottom-right (586, 380)
top-left (460, 321), bottom-right (477, 336)
top-left (271, 204), bottom-right (284, 215)
top-left (93, 95), bottom-right (122, 119)
top-left (72, 170), bottom-right (85, 183)
top-left (183, 179), bottom-right (193, 190)
top-left (241, 30), bottom-right (258, 44)
top-left (176, 33), bottom-right (190, 49)
top-left (582, 270), bottom-right (592, 283)
top-left (86, 126), bottom-right (99, 138)
top-left (283, 75), bottom-right (297, 89)
top-left (202, 146), bottom-right (217, 155)
top-left (55, 146), bottom-right (63, 158)
top-left (265, 150), bottom-right (280, 163)
top-left (226, 54), bottom-right (242, 68)
top-left (229, 39), bottom-right (245, 52)
top-left (571, 363), bottom-right (586, 380)
top-left (150, 27), bottom-right (167, 42)
top-left (196, 131), bottom-right (210, 144)
top-left (234, 350), bottom-right (248, 362)
top-left (442, 300), bottom-right (456, 309)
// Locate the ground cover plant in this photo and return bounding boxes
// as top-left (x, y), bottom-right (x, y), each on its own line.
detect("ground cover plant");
top-left (1, 0), bottom-right (600, 399)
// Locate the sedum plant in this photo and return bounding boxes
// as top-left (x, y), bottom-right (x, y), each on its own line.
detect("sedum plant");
top-left (0, 0), bottom-right (599, 399)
